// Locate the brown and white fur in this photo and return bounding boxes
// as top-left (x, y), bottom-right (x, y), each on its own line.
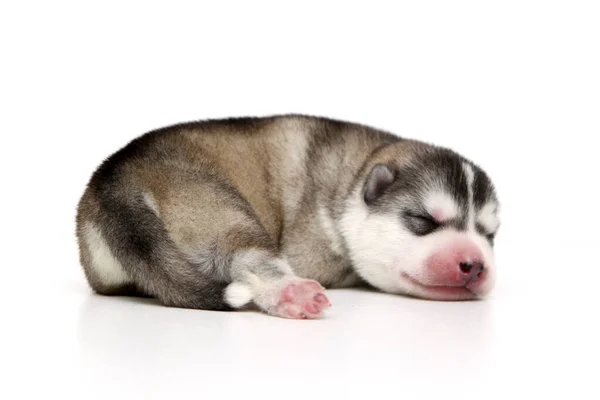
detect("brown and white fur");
top-left (76, 115), bottom-right (500, 319)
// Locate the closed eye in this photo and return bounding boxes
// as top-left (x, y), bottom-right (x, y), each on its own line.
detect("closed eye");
top-left (476, 222), bottom-right (497, 243)
top-left (404, 213), bottom-right (440, 236)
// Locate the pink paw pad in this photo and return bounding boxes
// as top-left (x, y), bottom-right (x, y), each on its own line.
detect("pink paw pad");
top-left (275, 280), bottom-right (331, 319)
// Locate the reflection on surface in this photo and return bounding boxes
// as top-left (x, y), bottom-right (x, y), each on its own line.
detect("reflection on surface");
top-left (77, 289), bottom-right (493, 396)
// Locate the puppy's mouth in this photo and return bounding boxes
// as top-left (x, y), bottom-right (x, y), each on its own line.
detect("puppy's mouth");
top-left (400, 272), bottom-right (479, 301)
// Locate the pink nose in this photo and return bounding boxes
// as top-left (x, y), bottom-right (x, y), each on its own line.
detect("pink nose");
top-left (423, 238), bottom-right (486, 286)
top-left (459, 261), bottom-right (484, 282)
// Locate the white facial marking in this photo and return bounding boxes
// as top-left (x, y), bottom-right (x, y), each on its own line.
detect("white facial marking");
top-left (477, 202), bottom-right (500, 233)
top-left (340, 194), bottom-right (406, 293)
top-left (318, 205), bottom-right (345, 256)
top-left (462, 162), bottom-right (476, 230)
top-left (83, 222), bottom-right (130, 285)
top-left (424, 191), bottom-right (459, 221)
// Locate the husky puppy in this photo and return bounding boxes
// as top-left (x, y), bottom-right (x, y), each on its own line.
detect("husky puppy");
top-left (76, 115), bottom-right (500, 319)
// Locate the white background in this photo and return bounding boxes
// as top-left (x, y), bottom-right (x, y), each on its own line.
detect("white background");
top-left (1, 1), bottom-right (599, 399)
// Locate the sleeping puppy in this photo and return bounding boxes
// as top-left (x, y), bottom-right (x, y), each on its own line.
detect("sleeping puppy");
top-left (76, 115), bottom-right (500, 319)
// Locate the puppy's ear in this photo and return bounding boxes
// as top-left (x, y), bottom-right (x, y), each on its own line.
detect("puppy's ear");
top-left (364, 164), bottom-right (396, 204)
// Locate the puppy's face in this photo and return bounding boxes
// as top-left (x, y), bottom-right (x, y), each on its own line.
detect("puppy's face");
top-left (341, 141), bottom-right (500, 300)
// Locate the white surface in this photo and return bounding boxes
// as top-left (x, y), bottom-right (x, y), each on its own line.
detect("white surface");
top-left (1, 1), bottom-right (599, 399)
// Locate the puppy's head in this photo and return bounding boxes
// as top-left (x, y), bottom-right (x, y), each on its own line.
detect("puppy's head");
top-left (340, 140), bottom-right (500, 300)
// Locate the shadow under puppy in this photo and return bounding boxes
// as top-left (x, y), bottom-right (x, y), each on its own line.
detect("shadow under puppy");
top-left (76, 115), bottom-right (500, 319)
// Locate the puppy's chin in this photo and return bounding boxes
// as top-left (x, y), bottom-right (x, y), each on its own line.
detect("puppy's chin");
top-left (399, 272), bottom-right (477, 300)
top-left (399, 271), bottom-right (495, 301)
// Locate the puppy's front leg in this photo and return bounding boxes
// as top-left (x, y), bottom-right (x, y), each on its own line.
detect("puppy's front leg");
top-left (225, 250), bottom-right (331, 319)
